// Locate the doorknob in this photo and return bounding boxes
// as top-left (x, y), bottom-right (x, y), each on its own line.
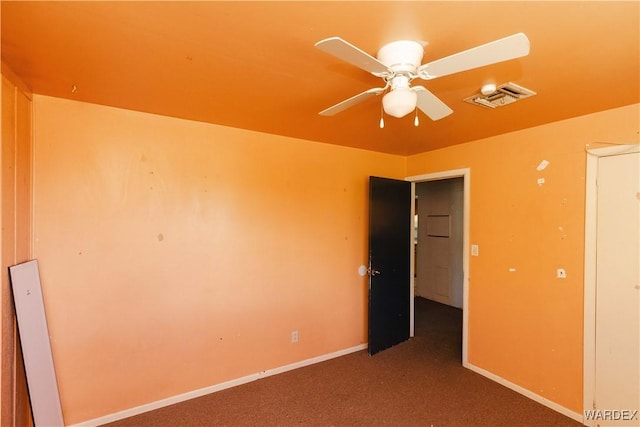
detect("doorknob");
top-left (368, 267), bottom-right (381, 276)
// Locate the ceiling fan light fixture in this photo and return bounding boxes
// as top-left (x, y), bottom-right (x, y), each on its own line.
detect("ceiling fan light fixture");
top-left (315, 33), bottom-right (531, 122)
top-left (382, 88), bottom-right (417, 118)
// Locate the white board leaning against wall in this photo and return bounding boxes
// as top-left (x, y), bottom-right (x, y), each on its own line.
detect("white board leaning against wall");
top-left (9, 260), bottom-right (64, 427)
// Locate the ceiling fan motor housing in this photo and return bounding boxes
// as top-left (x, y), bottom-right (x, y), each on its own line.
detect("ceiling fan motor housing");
top-left (377, 42), bottom-right (424, 119)
top-left (376, 40), bottom-right (424, 75)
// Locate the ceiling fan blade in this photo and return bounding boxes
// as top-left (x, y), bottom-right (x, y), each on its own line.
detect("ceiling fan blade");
top-left (413, 86), bottom-right (453, 120)
top-left (315, 37), bottom-right (391, 75)
top-left (417, 33), bottom-right (530, 80)
top-left (319, 88), bottom-right (385, 116)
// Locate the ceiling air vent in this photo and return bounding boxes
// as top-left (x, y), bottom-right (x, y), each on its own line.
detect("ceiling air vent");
top-left (464, 82), bottom-right (536, 109)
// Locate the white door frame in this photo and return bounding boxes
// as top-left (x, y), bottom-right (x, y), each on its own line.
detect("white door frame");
top-left (406, 168), bottom-right (470, 367)
top-left (583, 143), bottom-right (639, 425)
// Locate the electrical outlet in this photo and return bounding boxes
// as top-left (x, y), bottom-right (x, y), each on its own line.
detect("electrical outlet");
top-left (471, 244), bottom-right (479, 256)
top-left (291, 330), bottom-right (299, 343)
top-left (557, 268), bottom-right (567, 279)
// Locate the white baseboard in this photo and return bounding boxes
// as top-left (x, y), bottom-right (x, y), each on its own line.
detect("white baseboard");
top-left (72, 343), bottom-right (368, 427)
top-left (464, 362), bottom-right (583, 423)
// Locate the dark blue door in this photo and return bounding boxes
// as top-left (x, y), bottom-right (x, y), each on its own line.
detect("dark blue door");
top-left (368, 176), bottom-right (411, 355)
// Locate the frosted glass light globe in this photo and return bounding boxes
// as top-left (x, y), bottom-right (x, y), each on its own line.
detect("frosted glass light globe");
top-left (382, 88), bottom-right (417, 118)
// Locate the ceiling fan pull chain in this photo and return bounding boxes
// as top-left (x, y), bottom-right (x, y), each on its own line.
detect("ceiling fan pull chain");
top-left (414, 109), bottom-right (419, 127)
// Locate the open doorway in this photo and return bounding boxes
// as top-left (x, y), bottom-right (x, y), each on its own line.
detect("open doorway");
top-left (414, 178), bottom-right (463, 308)
top-left (407, 169), bottom-right (470, 366)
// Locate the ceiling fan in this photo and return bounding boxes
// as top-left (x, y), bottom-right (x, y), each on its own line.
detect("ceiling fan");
top-left (315, 33), bottom-right (530, 123)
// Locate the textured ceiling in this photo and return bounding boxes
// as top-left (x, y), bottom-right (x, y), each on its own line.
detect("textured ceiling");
top-left (2, 1), bottom-right (638, 155)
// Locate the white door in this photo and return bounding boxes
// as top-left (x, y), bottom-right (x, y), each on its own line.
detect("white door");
top-left (415, 178), bottom-right (463, 308)
top-left (594, 151), bottom-right (639, 426)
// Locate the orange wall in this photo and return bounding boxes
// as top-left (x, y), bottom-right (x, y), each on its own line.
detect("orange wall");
top-left (32, 95), bottom-right (406, 424)
top-left (29, 93), bottom-right (640, 422)
top-left (407, 103), bottom-right (640, 413)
